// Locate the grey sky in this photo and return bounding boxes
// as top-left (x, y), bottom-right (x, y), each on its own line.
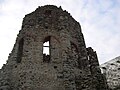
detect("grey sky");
top-left (0, 0), bottom-right (120, 68)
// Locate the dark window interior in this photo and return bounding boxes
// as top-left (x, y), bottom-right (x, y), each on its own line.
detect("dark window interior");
top-left (17, 38), bottom-right (24, 63)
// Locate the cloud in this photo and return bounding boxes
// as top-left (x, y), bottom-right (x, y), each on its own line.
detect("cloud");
top-left (80, 0), bottom-right (120, 64)
top-left (0, 0), bottom-right (120, 68)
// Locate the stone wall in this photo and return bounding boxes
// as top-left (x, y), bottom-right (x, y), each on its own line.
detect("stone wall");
top-left (101, 56), bottom-right (120, 89)
top-left (0, 5), bottom-right (108, 90)
top-left (87, 47), bottom-right (109, 90)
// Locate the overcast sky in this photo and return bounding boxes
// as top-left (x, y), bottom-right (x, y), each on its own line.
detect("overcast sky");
top-left (0, 0), bottom-right (120, 68)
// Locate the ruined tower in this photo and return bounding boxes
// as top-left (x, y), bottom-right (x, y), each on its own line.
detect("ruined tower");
top-left (0, 5), bottom-right (108, 90)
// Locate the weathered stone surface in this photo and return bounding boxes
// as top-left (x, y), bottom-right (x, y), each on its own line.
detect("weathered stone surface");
top-left (0, 5), bottom-right (108, 90)
top-left (101, 56), bottom-right (120, 90)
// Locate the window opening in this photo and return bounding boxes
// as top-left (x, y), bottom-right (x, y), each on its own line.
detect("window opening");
top-left (17, 38), bottom-right (24, 63)
top-left (43, 36), bottom-right (50, 62)
top-left (43, 41), bottom-right (50, 55)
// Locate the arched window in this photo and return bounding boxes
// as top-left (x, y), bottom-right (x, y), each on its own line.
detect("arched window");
top-left (43, 36), bottom-right (50, 62)
top-left (17, 38), bottom-right (24, 63)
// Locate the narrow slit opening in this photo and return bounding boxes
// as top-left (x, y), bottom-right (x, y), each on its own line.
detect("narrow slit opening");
top-left (43, 36), bottom-right (50, 62)
top-left (17, 38), bottom-right (24, 63)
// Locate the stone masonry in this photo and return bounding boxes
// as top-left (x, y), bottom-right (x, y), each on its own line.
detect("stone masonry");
top-left (0, 5), bottom-right (109, 90)
top-left (101, 56), bottom-right (120, 89)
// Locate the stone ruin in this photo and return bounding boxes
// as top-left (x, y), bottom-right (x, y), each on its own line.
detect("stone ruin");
top-left (0, 5), bottom-right (109, 90)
